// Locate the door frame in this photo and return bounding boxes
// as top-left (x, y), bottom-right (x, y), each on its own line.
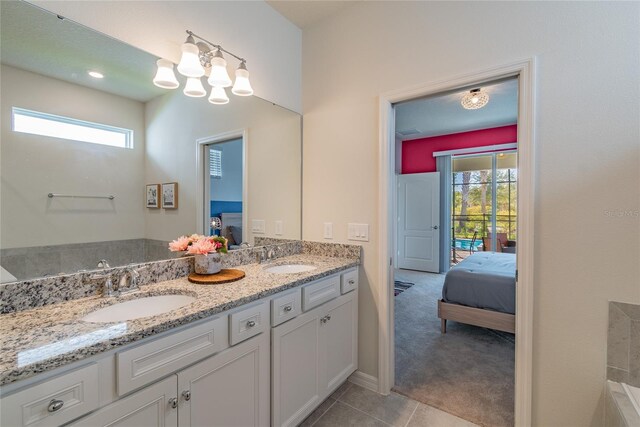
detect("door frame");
top-left (377, 58), bottom-right (536, 426)
top-left (396, 172), bottom-right (440, 272)
top-left (195, 129), bottom-right (249, 238)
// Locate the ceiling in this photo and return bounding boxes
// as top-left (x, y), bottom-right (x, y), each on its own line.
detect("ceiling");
top-left (0, 1), bottom-right (165, 103)
top-left (266, 0), bottom-right (359, 29)
top-left (395, 78), bottom-right (519, 140)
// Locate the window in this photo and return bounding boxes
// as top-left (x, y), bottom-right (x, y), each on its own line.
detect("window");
top-left (12, 107), bottom-right (133, 149)
top-left (210, 149), bottom-right (222, 178)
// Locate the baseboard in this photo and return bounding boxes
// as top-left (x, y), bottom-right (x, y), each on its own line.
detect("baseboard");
top-left (348, 370), bottom-right (379, 392)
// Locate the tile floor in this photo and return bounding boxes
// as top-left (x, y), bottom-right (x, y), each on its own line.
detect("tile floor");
top-left (300, 381), bottom-right (479, 427)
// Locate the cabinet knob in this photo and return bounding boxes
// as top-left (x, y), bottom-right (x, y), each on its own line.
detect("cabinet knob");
top-left (348, 279), bottom-right (355, 285)
top-left (246, 320), bottom-right (256, 328)
top-left (326, 315), bottom-right (331, 321)
top-left (47, 399), bottom-right (64, 413)
top-left (182, 390), bottom-right (191, 401)
top-left (284, 305), bottom-right (292, 312)
top-left (169, 398), bottom-right (178, 409)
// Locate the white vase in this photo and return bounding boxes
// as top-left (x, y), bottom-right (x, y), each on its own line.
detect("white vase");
top-left (194, 252), bottom-right (222, 274)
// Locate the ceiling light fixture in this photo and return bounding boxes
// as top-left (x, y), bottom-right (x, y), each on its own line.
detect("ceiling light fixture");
top-left (154, 30), bottom-right (253, 104)
top-left (461, 88), bottom-right (489, 110)
top-left (88, 71), bottom-right (104, 79)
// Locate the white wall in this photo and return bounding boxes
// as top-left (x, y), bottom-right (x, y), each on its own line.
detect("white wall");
top-left (0, 64), bottom-right (146, 248)
top-left (30, 1), bottom-right (302, 113)
top-left (145, 91), bottom-right (301, 244)
top-left (210, 138), bottom-right (243, 202)
top-left (302, 2), bottom-right (640, 426)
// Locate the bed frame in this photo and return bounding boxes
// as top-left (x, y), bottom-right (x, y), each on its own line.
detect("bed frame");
top-left (438, 299), bottom-right (515, 334)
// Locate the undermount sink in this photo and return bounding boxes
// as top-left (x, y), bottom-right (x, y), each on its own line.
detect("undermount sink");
top-left (264, 264), bottom-right (317, 274)
top-left (81, 295), bottom-right (196, 323)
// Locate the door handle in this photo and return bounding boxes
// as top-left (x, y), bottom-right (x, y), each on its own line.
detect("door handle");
top-left (432, 225), bottom-right (439, 230)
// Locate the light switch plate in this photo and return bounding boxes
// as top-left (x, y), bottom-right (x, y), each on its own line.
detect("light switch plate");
top-left (348, 223), bottom-right (369, 241)
top-left (252, 219), bottom-right (266, 234)
top-left (275, 220), bottom-right (283, 235)
top-left (323, 222), bottom-right (333, 239)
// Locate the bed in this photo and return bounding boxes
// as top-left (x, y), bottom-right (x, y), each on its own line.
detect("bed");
top-left (220, 213), bottom-right (243, 249)
top-left (438, 252), bottom-right (516, 334)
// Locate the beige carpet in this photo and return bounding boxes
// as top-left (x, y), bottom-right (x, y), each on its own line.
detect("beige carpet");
top-left (393, 269), bottom-right (514, 427)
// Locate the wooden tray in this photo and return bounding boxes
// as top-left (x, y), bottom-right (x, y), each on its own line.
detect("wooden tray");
top-left (188, 269), bottom-right (245, 284)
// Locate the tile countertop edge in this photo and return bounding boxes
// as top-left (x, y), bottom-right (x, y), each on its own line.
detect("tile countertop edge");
top-left (0, 257), bottom-right (359, 387)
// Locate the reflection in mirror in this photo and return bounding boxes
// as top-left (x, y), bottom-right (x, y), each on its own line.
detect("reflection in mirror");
top-left (0, 1), bottom-right (301, 283)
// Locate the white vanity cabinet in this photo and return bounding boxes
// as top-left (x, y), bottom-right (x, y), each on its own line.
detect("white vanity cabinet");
top-left (177, 332), bottom-right (270, 427)
top-left (272, 269), bottom-right (358, 427)
top-left (71, 332), bottom-right (270, 427)
top-left (69, 376), bottom-right (178, 427)
top-left (1, 266), bottom-right (358, 427)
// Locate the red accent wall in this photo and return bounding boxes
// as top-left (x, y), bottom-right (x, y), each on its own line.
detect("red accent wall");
top-left (401, 125), bottom-right (517, 174)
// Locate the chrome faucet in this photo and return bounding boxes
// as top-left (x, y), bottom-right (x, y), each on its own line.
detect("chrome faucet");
top-left (255, 247), bottom-right (267, 264)
top-left (118, 266), bottom-right (146, 294)
top-left (90, 268), bottom-right (116, 297)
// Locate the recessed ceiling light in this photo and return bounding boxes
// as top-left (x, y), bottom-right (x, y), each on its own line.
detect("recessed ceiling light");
top-left (88, 71), bottom-right (104, 79)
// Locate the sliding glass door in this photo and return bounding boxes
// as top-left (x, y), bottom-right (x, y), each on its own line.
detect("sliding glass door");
top-left (451, 151), bottom-right (517, 264)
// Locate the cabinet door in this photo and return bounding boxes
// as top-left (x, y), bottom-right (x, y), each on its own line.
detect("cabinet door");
top-left (178, 332), bottom-right (269, 427)
top-left (70, 376), bottom-right (177, 427)
top-left (272, 307), bottom-right (322, 427)
top-left (319, 291), bottom-right (358, 397)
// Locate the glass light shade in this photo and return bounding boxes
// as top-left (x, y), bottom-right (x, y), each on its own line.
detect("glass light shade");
top-left (461, 89), bottom-right (490, 110)
top-left (177, 42), bottom-right (205, 77)
top-left (153, 59), bottom-right (179, 89)
top-left (183, 77), bottom-right (206, 97)
top-left (208, 56), bottom-right (232, 88)
top-left (232, 67), bottom-right (253, 96)
top-left (208, 86), bottom-right (229, 105)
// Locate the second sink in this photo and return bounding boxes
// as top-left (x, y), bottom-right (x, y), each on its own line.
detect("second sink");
top-left (82, 294), bottom-right (196, 323)
top-left (264, 264), bottom-right (317, 274)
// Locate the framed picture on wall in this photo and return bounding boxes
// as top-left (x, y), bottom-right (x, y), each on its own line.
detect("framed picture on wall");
top-left (145, 184), bottom-right (160, 208)
top-left (162, 182), bottom-right (178, 209)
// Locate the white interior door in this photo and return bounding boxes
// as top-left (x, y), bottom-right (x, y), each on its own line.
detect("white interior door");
top-left (397, 172), bottom-right (440, 272)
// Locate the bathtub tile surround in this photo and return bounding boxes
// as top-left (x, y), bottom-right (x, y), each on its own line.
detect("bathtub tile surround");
top-left (0, 239), bottom-right (181, 282)
top-left (608, 302), bottom-right (640, 387)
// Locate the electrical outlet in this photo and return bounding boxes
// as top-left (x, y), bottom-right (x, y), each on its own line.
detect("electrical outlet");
top-left (348, 223), bottom-right (369, 241)
top-left (252, 219), bottom-right (266, 234)
top-left (275, 220), bottom-right (283, 235)
top-left (323, 222), bottom-right (333, 239)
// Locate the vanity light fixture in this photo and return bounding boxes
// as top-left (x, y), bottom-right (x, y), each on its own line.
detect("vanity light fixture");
top-left (461, 88), bottom-right (489, 110)
top-left (88, 71), bottom-right (104, 79)
top-left (153, 30), bottom-right (253, 104)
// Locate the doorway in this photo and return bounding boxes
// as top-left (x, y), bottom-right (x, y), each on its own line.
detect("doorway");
top-left (196, 130), bottom-right (248, 247)
top-left (378, 59), bottom-right (535, 427)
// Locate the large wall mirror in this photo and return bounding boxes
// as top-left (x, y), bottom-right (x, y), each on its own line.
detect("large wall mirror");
top-left (0, 1), bottom-right (302, 283)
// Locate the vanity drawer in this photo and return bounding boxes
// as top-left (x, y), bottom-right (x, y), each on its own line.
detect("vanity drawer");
top-left (0, 363), bottom-right (99, 427)
top-left (229, 301), bottom-right (269, 345)
top-left (302, 275), bottom-right (340, 311)
top-left (341, 268), bottom-right (358, 294)
top-left (271, 288), bottom-right (301, 326)
top-left (116, 316), bottom-right (228, 396)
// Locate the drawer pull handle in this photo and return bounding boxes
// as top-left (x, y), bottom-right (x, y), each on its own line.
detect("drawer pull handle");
top-left (348, 279), bottom-right (355, 285)
top-left (284, 305), bottom-right (293, 312)
top-left (246, 320), bottom-right (256, 328)
top-left (47, 399), bottom-right (64, 413)
top-left (169, 398), bottom-right (178, 409)
top-left (321, 315), bottom-right (331, 323)
top-left (182, 390), bottom-right (191, 401)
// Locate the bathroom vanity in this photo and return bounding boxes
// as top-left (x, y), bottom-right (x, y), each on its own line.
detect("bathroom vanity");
top-left (0, 246), bottom-right (360, 427)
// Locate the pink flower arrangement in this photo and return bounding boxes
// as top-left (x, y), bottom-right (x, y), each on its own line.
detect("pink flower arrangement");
top-left (168, 234), bottom-right (228, 255)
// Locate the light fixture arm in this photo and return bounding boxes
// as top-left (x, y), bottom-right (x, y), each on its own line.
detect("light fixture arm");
top-left (186, 30), bottom-right (246, 64)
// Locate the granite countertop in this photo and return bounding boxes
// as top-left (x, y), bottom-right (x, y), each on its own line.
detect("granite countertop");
top-left (0, 254), bottom-right (358, 387)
